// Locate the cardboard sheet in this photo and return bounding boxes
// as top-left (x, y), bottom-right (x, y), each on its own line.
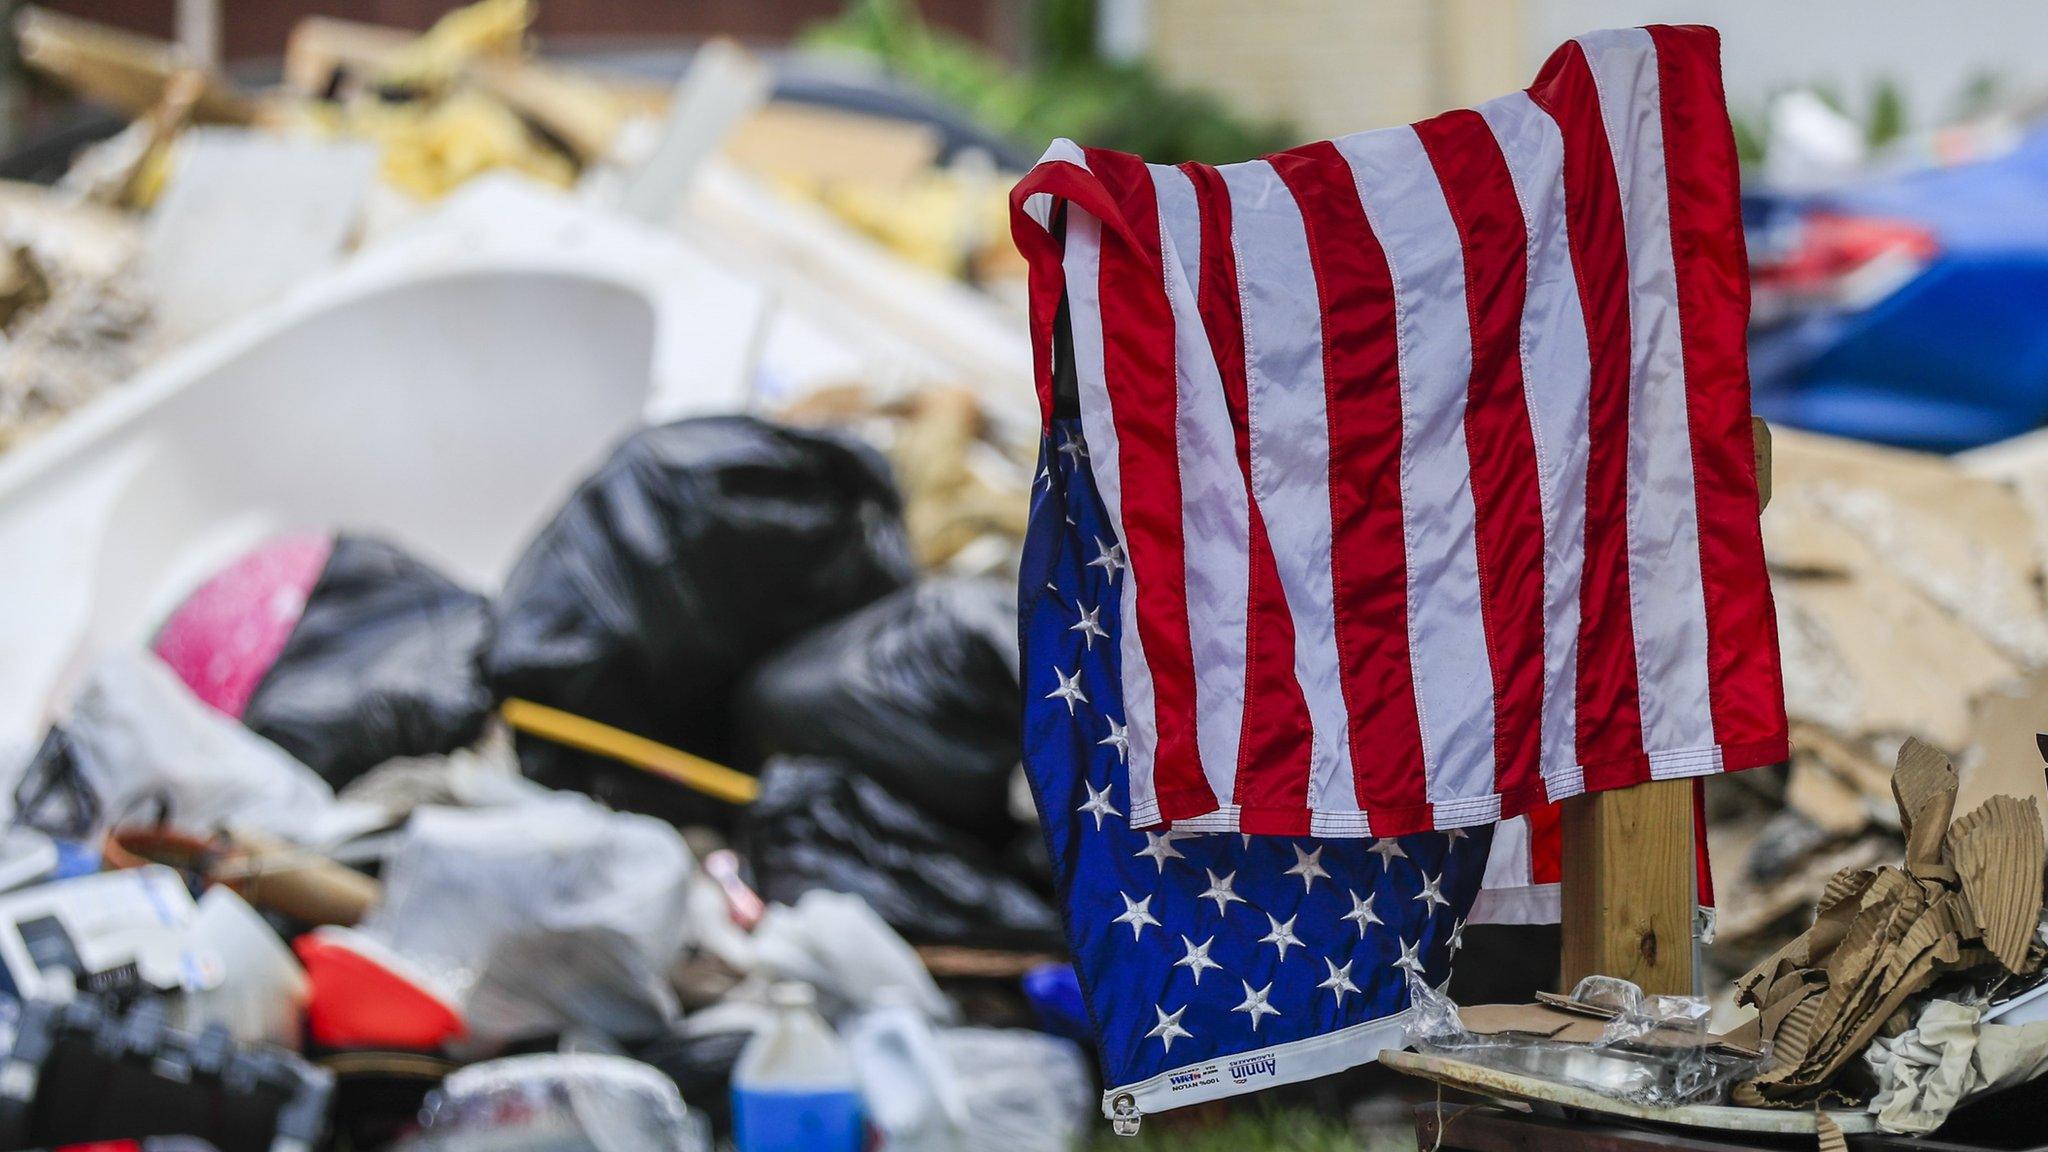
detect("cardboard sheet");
top-left (1735, 739), bottom-right (2044, 1106)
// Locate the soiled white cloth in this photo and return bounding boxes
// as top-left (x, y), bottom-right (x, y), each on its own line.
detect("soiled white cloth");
top-left (1867, 999), bottom-right (2048, 1133)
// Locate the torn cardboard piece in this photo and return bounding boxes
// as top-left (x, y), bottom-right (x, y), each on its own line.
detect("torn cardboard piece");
top-left (1734, 738), bottom-right (2045, 1107)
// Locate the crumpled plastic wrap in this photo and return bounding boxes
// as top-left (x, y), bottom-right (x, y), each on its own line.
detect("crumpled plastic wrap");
top-left (1406, 976), bottom-right (1769, 1108)
top-left (358, 795), bottom-right (695, 1043)
top-left (398, 1052), bottom-right (711, 1152)
top-left (1866, 998), bottom-right (2048, 1134)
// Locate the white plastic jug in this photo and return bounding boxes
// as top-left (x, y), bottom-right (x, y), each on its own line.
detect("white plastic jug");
top-left (732, 981), bottom-right (865, 1152)
top-left (846, 997), bottom-right (967, 1152)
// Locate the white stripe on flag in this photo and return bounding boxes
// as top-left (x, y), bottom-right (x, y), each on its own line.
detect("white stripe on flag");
top-left (1151, 163), bottom-right (1248, 808)
top-left (1334, 125), bottom-right (1499, 821)
top-left (1477, 91), bottom-right (1591, 801)
top-left (1577, 29), bottom-right (1718, 772)
top-left (1022, 138), bottom-right (1088, 229)
top-left (1065, 209), bottom-right (1164, 817)
top-left (1217, 159), bottom-right (1358, 815)
top-left (1150, 163), bottom-right (1203, 295)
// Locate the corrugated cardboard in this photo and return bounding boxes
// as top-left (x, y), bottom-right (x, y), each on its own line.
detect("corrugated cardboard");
top-left (1734, 739), bottom-right (2045, 1106)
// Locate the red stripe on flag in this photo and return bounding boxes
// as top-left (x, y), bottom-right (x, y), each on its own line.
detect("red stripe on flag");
top-left (1082, 148), bottom-right (1217, 817)
top-left (1412, 111), bottom-right (1549, 817)
top-left (1180, 160), bottom-right (1315, 833)
top-left (1265, 142), bottom-right (1432, 834)
top-left (1010, 158), bottom-right (1146, 426)
top-left (1692, 775), bottom-right (1714, 908)
top-left (1647, 24), bottom-right (1789, 771)
top-left (1528, 42), bottom-right (1650, 791)
top-left (1528, 801), bottom-right (1564, 886)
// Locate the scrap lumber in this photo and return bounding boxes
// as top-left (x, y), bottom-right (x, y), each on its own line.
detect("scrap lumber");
top-left (15, 6), bottom-right (257, 124)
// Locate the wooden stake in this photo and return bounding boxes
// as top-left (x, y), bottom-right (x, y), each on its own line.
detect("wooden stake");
top-left (1556, 417), bottom-right (1771, 997)
top-left (1558, 779), bottom-right (1695, 995)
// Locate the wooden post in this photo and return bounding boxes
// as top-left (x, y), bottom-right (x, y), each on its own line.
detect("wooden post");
top-left (1556, 417), bottom-right (1771, 998)
top-left (1558, 780), bottom-right (1695, 995)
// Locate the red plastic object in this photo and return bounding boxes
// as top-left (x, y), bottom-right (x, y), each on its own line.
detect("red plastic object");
top-left (293, 926), bottom-right (465, 1050)
top-left (152, 532), bottom-right (333, 717)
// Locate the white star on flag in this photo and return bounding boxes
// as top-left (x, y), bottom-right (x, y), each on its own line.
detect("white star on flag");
top-left (1232, 980), bottom-right (1282, 1032)
top-left (1146, 1005), bottom-right (1191, 1053)
top-left (1198, 869), bottom-right (1246, 917)
top-left (1317, 957), bottom-right (1360, 1006)
top-left (1174, 935), bottom-right (1222, 986)
top-left (1077, 780), bottom-right (1120, 830)
top-left (1448, 917), bottom-right (1468, 955)
top-left (1087, 537), bottom-right (1126, 579)
top-left (1070, 603), bottom-right (1108, 650)
top-left (1341, 890), bottom-right (1382, 935)
top-left (1368, 839), bottom-right (1407, 867)
top-left (1057, 428), bottom-right (1089, 463)
top-left (1259, 913), bottom-right (1304, 963)
top-left (1414, 870), bottom-right (1450, 912)
top-left (1098, 717), bottom-right (1130, 763)
top-left (1135, 830), bottom-right (1187, 872)
top-left (1047, 667), bottom-right (1088, 715)
top-left (1284, 844), bottom-right (1330, 893)
top-left (1394, 937), bottom-right (1426, 982)
top-left (1113, 893), bottom-right (1160, 941)
top-left (1447, 826), bottom-right (1468, 842)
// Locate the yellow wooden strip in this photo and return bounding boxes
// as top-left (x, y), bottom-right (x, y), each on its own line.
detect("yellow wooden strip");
top-left (500, 697), bottom-right (759, 806)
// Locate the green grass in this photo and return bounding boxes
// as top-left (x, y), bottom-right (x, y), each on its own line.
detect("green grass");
top-left (1087, 1105), bottom-right (1413, 1152)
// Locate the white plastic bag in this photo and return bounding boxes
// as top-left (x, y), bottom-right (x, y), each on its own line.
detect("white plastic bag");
top-left (359, 795), bottom-right (695, 1043)
top-left (56, 650), bottom-right (379, 845)
top-left (942, 1029), bottom-right (1092, 1152)
top-left (402, 1052), bottom-right (710, 1152)
top-left (748, 890), bottom-right (950, 1022)
top-left (843, 1012), bottom-right (1092, 1152)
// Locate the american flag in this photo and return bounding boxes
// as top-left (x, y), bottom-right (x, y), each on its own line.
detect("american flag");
top-left (1022, 421), bottom-right (1493, 1119)
top-left (1014, 26), bottom-right (1786, 1116)
top-left (1012, 25), bottom-right (1786, 856)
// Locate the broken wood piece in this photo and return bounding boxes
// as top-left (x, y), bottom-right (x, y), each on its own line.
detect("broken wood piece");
top-left (15, 6), bottom-right (258, 124)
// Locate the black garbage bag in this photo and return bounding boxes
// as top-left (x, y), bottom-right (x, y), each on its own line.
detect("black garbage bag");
top-left (633, 1028), bottom-right (751, 1136)
top-left (740, 757), bottom-right (1062, 951)
top-left (237, 535), bottom-right (495, 789)
top-left (736, 579), bottom-right (1019, 838)
top-left (486, 418), bottom-right (916, 826)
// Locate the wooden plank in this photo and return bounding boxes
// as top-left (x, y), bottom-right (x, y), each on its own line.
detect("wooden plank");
top-left (1559, 773), bottom-right (1694, 995)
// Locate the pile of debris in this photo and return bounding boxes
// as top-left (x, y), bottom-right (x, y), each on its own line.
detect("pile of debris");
top-left (0, 408), bottom-right (1070, 1150)
top-left (0, 3), bottom-right (1077, 1149)
top-left (1708, 425), bottom-right (2048, 978)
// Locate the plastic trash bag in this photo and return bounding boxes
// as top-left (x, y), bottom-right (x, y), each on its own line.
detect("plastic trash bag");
top-left (16, 650), bottom-right (378, 847)
top-left (632, 1028), bottom-right (754, 1135)
top-left (154, 534), bottom-right (496, 790)
top-left (239, 536), bottom-right (494, 789)
top-left (941, 1028), bottom-right (1094, 1152)
top-left (741, 758), bottom-right (1062, 950)
top-left (358, 795), bottom-right (695, 1043)
top-left (747, 890), bottom-right (951, 1023)
top-left (845, 1006), bottom-right (1094, 1152)
top-left (486, 417), bottom-right (915, 825)
top-left (737, 579), bottom-right (1021, 838)
top-left (399, 1053), bottom-right (710, 1152)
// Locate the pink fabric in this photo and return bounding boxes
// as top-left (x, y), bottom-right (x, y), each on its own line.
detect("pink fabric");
top-left (152, 532), bottom-right (333, 718)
